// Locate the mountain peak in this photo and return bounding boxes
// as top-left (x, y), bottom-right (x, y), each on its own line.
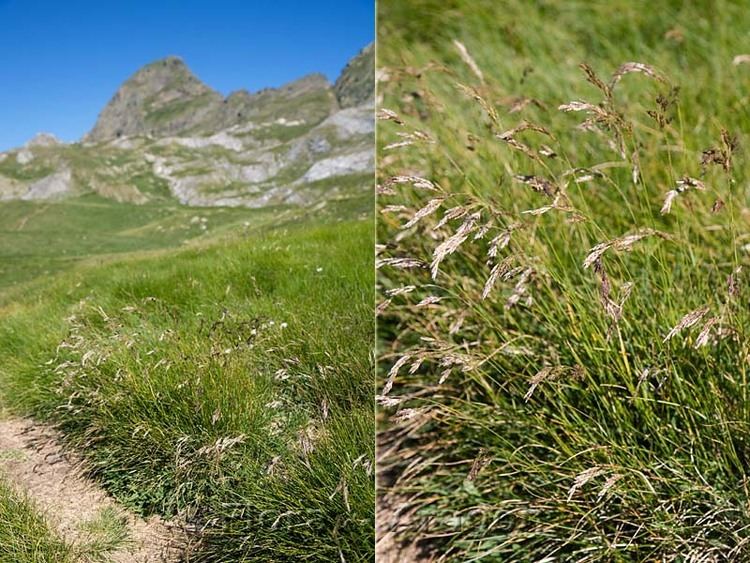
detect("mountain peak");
top-left (120, 56), bottom-right (207, 95)
top-left (154, 55), bottom-right (184, 65)
top-left (131, 56), bottom-right (193, 81)
top-left (26, 132), bottom-right (61, 147)
top-left (84, 45), bottom-right (372, 143)
top-left (334, 42), bottom-right (374, 108)
top-left (85, 56), bottom-right (221, 142)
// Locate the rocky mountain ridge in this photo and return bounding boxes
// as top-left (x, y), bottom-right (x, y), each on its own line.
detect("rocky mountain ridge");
top-left (0, 43), bottom-right (373, 208)
top-left (84, 58), bottom-right (340, 142)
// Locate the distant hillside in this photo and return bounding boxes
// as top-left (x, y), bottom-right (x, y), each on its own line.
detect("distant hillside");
top-left (0, 44), bottom-right (373, 208)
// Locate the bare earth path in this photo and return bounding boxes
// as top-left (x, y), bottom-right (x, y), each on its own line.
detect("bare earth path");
top-left (376, 492), bottom-right (431, 563)
top-left (376, 431), bottom-right (433, 563)
top-left (0, 416), bottom-right (188, 562)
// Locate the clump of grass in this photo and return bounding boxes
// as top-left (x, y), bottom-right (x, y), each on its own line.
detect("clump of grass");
top-left (77, 507), bottom-right (131, 561)
top-left (377, 0), bottom-right (750, 560)
top-left (0, 479), bottom-right (74, 562)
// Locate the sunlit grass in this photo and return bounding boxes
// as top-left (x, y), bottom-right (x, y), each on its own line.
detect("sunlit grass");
top-left (0, 213), bottom-right (374, 561)
top-left (0, 478), bottom-right (74, 563)
top-left (377, 0), bottom-right (750, 560)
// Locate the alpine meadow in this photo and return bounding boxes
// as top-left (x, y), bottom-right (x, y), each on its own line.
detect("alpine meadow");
top-left (376, 1), bottom-right (750, 561)
top-left (0, 19), bottom-right (375, 563)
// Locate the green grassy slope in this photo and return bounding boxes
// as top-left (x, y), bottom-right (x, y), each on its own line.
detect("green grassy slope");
top-left (0, 196), bottom-right (284, 289)
top-left (0, 186), bottom-right (371, 291)
top-left (377, 0), bottom-right (750, 560)
top-left (0, 191), bottom-right (374, 560)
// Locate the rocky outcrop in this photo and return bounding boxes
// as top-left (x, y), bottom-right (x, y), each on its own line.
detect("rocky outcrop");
top-left (86, 60), bottom-right (339, 143)
top-left (85, 57), bottom-right (223, 142)
top-left (300, 150), bottom-right (373, 183)
top-left (21, 167), bottom-right (72, 200)
top-left (334, 43), bottom-right (375, 108)
top-left (26, 133), bottom-right (61, 147)
top-left (320, 106), bottom-right (375, 137)
top-left (16, 149), bottom-right (34, 164)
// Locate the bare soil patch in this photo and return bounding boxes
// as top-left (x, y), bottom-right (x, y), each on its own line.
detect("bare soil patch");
top-left (0, 416), bottom-right (188, 562)
top-left (376, 431), bottom-right (434, 563)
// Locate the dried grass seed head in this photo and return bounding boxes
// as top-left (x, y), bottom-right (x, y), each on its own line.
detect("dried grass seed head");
top-left (664, 306), bottom-right (711, 342)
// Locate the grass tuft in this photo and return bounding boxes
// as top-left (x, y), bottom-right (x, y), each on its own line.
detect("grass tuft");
top-left (0, 479), bottom-right (74, 563)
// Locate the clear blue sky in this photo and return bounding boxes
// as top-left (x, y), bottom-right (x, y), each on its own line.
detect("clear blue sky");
top-left (0, 0), bottom-right (374, 150)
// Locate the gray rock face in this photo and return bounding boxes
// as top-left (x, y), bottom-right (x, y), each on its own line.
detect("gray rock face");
top-left (86, 57), bottom-right (224, 142)
top-left (334, 43), bottom-right (375, 108)
top-left (26, 133), bottom-right (61, 147)
top-left (321, 106), bottom-right (375, 137)
top-left (86, 60), bottom-right (338, 144)
top-left (16, 149), bottom-right (34, 164)
top-left (21, 167), bottom-right (72, 200)
top-left (300, 150), bottom-right (373, 183)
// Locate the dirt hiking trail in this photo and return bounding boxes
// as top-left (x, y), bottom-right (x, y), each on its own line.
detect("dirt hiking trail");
top-left (0, 416), bottom-right (189, 562)
top-left (376, 431), bottom-right (433, 563)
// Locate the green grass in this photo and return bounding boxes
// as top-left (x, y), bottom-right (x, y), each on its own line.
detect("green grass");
top-left (0, 482), bottom-right (133, 562)
top-left (377, 0), bottom-right (750, 561)
top-left (0, 154), bottom-right (56, 182)
top-left (76, 508), bottom-right (131, 560)
top-left (0, 212), bottom-right (374, 561)
top-left (0, 478), bottom-right (74, 563)
top-left (145, 92), bottom-right (218, 126)
top-left (0, 195), bottom-right (303, 289)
